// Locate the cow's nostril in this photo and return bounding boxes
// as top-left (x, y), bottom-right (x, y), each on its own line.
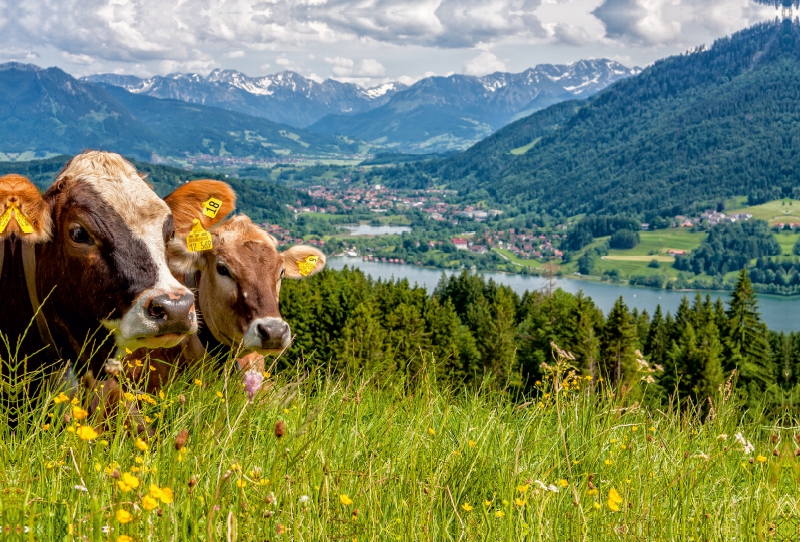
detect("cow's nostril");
top-left (148, 301), bottom-right (168, 320)
top-left (256, 323), bottom-right (270, 340)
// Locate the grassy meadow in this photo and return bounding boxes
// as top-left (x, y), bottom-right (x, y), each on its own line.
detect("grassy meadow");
top-left (1, 349), bottom-right (792, 541)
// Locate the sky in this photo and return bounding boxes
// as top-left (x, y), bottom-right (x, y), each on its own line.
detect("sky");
top-left (0, 0), bottom-right (781, 88)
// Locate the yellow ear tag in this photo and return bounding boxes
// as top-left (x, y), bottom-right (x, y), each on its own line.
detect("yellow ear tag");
top-left (0, 207), bottom-right (13, 234)
top-left (186, 219), bottom-right (213, 253)
top-left (0, 203), bottom-right (34, 234)
top-left (202, 197), bottom-right (223, 219)
top-left (297, 255), bottom-right (319, 277)
top-left (13, 204), bottom-right (35, 234)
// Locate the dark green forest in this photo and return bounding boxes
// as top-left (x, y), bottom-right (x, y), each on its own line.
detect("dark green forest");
top-left (278, 266), bottom-right (794, 412)
top-left (379, 20), bottom-right (800, 221)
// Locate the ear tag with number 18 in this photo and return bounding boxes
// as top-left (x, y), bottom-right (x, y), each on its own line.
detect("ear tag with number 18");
top-left (186, 219), bottom-right (213, 252)
top-left (202, 197), bottom-right (223, 219)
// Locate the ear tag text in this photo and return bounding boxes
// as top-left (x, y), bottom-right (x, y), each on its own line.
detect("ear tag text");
top-left (186, 219), bottom-right (213, 253)
top-left (0, 203), bottom-right (35, 234)
top-left (202, 197), bottom-right (223, 219)
top-left (298, 255), bottom-right (319, 277)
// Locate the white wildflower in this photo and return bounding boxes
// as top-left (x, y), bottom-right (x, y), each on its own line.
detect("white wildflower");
top-left (299, 495), bottom-right (310, 504)
top-left (735, 432), bottom-right (754, 454)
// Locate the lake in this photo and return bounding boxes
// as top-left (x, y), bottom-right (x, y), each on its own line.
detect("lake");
top-left (328, 257), bottom-right (800, 333)
top-left (343, 225), bottom-right (412, 236)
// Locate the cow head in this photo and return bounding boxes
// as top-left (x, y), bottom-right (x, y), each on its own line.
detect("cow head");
top-left (0, 174), bottom-right (52, 244)
top-left (167, 213), bottom-right (325, 355)
top-left (39, 151), bottom-right (209, 352)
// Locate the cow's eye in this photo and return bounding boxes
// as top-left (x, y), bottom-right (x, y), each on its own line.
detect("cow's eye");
top-left (216, 264), bottom-right (232, 278)
top-left (280, 269), bottom-right (285, 279)
top-left (70, 226), bottom-right (94, 245)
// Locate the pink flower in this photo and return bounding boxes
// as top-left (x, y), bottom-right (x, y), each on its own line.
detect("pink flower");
top-left (243, 370), bottom-right (264, 402)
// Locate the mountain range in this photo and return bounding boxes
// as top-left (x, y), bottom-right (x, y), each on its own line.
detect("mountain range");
top-left (86, 60), bottom-right (639, 153)
top-left (383, 20), bottom-right (800, 219)
top-left (0, 63), bottom-right (360, 163)
top-left (85, 70), bottom-right (406, 128)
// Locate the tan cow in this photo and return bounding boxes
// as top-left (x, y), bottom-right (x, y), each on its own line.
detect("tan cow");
top-left (122, 185), bottom-right (325, 392)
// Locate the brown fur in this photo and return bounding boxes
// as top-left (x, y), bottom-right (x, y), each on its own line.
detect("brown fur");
top-left (0, 174), bottom-right (53, 243)
top-left (163, 180), bottom-right (237, 233)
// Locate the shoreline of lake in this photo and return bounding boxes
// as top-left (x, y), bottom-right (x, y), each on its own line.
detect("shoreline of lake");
top-left (327, 256), bottom-right (800, 333)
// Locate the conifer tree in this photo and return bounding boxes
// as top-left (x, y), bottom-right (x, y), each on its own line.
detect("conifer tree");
top-left (600, 297), bottom-right (639, 385)
top-left (726, 268), bottom-right (776, 402)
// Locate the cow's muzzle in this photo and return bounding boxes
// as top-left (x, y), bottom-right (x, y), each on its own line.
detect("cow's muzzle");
top-left (112, 287), bottom-right (198, 350)
top-left (242, 317), bottom-right (291, 353)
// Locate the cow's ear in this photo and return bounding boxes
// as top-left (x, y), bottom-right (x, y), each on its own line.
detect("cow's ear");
top-left (166, 237), bottom-right (209, 275)
top-left (0, 175), bottom-right (52, 244)
top-left (164, 180), bottom-right (236, 233)
top-left (282, 246), bottom-right (326, 279)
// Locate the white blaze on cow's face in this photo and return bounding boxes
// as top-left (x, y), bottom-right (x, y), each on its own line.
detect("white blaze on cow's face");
top-left (168, 215), bottom-right (325, 356)
top-left (43, 151), bottom-right (197, 352)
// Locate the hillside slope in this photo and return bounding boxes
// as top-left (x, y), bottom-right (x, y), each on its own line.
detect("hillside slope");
top-left (386, 20), bottom-right (800, 218)
top-left (0, 63), bottom-right (360, 163)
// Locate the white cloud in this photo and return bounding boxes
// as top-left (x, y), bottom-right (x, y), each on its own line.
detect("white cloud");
top-left (158, 59), bottom-right (219, 75)
top-left (0, 47), bottom-right (39, 62)
top-left (463, 52), bottom-right (506, 75)
top-left (551, 23), bottom-right (595, 46)
top-left (325, 56), bottom-right (386, 77)
top-left (225, 50), bottom-right (246, 58)
top-left (61, 52), bottom-right (96, 65)
top-left (592, 0), bottom-right (775, 46)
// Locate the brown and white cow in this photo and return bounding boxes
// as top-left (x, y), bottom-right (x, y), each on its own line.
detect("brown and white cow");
top-left (123, 205), bottom-right (325, 391)
top-left (0, 151), bottom-right (229, 379)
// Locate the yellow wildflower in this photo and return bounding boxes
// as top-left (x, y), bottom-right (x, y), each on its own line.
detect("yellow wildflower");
top-left (495, 510), bottom-right (505, 518)
top-left (756, 455), bottom-right (767, 463)
top-left (72, 406), bottom-right (88, 421)
top-left (516, 484), bottom-right (529, 493)
top-left (159, 487), bottom-right (174, 504)
top-left (593, 502), bottom-right (601, 509)
top-left (468, 440), bottom-right (477, 448)
top-left (557, 479), bottom-right (568, 488)
top-left (588, 488), bottom-right (598, 496)
top-left (115, 509), bottom-right (132, 524)
top-left (42, 423), bottom-right (50, 431)
top-left (216, 391), bottom-right (224, 398)
top-left (428, 428), bottom-right (435, 436)
top-left (483, 499), bottom-right (492, 507)
top-left (135, 438), bottom-right (149, 451)
top-left (142, 494), bottom-right (158, 511)
top-left (236, 479), bottom-right (247, 488)
top-left (607, 487), bottom-right (623, 512)
top-left (76, 425), bottom-right (98, 441)
top-left (631, 426), bottom-right (638, 432)
top-left (514, 498), bottom-right (527, 507)
top-left (122, 472), bottom-right (139, 489)
top-left (461, 503), bottom-right (473, 511)
top-left (117, 536), bottom-right (133, 542)
top-left (194, 379), bottom-right (202, 386)
top-left (53, 392), bottom-right (70, 404)
top-left (123, 392), bottom-right (136, 402)
top-left (340, 494), bottom-right (353, 506)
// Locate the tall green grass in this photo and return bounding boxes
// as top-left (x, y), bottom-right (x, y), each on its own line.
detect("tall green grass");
top-left (0, 346), bottom-right (792, 541)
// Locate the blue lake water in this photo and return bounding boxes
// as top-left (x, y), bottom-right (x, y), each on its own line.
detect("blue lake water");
top-left (343, 225), bottom-right (412, 236)
top-left (328, 257), bottom-right (800, 333)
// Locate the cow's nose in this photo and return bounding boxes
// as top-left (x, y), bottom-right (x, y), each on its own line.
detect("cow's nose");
top-left (256, 320), bottom-right (289, 342)
top-left (144, 292), bottom-right (196, 334)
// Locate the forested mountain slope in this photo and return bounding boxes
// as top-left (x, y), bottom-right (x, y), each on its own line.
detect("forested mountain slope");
top-left (384, 20), bottom-right (800, 219)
